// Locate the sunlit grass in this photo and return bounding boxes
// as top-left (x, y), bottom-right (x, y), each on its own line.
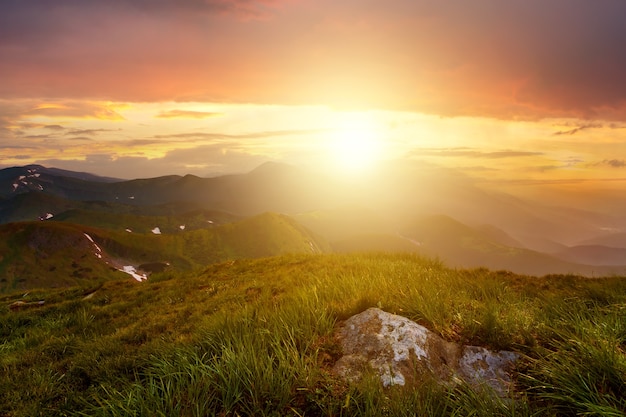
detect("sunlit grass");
top-left (1, 253), bottom-right (625, 416)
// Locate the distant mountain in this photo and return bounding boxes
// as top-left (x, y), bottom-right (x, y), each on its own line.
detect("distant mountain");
top-left (0, 162), bottom-right (335, 216)
top-left (0, 191), bottom-right (84, 223)
top-left (1, 162), bottom-right (625, 278)
top-left (0, 212), bottom-right (328, 293)
top-left (215, 212), bottom-right (329, 258)
top-left (0, 165), bottom-right (120, 201)
top-left (331, 234), bottom-right (421, 253)
top-left (295, 206), bottom-right (396, 241)
top-left (0, 164), bottom-right (120, 185)
top-left (576, 232), bottom-right (626, 249)
top-left (552, 245), bottom-right (626, 266)
top-left (51, 208), bottom-right (240, 234)
top-left (0, 162), bottom-right (619, 244)
top-left (399, 215), bottom-right (626, 277)
top-left (475, 224), bottom-right (525, 249)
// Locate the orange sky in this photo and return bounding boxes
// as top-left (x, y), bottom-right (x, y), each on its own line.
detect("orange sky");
top-left (1, 0), bottom-right (626, 185)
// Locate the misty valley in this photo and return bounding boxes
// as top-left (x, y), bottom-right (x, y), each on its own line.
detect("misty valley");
top-left (1, 162), bottom-right (625, 292)
top-left (1, 163), bottom-right (625, 416)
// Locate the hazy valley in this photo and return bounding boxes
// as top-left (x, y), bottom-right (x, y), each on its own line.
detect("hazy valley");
top-left (1, 163), bottom-right (625, 416)
top-left (1, 162), bottom-right (625, 293)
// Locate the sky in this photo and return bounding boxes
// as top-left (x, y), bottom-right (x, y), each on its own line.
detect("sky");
top-left (1, 0), bottom-right (626, 191)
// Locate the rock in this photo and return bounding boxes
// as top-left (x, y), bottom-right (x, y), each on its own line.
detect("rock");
top-left (333, 308), bottom-right (518, 397)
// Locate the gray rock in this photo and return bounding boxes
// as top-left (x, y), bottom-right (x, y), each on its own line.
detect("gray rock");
top-left (333, 308), bottom-right (518, 396)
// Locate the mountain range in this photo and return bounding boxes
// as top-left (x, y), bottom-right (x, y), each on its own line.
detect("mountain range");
top-left (0, 162), bottom-right (624, 292)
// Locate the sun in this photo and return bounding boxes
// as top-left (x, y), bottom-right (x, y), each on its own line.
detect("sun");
top-left (328, 115), bottom-right (385, 174)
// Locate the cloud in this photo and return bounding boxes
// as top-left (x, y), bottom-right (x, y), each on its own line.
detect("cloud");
top-left (2, 1), bottom-right (626, 120)
top-left (26, 103), bottom-right (125, 120)
top-left (456, 165), bottom-right (499, 172)
top-left (156, 110), bottom-right (224, 119)
top-left (535, 157), bottom-right (584, 172)
top-left (602, 159), bottom-right (626, 168)
top-left (66, 136), bottom-right (94, 142)
top-left (412, 147), bottom-right (543, 159)
top-left (553, 123), bottom-right (603, 136)
top-left (152, 128), bottom-right (328, 141)
top-left (35, 144), bottom-right (269, 179)
top-left (44, 124), bottom-right (65, 131)
top-left (0, 100), bottom-right (124, 123)
top-left (66, 128), bottom-right (121, 136)
top-left (0, 145), bottom-right (36, 150)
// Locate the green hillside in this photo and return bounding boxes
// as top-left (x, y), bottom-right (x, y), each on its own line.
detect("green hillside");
top-left (1, 253), bottom-right (624, 416)
top-left (52, 208), bottom-right (239, 233)
top-left (0, 222), bottom-right (124, 292)
top-left (0, 212), bottom-right (328, 293)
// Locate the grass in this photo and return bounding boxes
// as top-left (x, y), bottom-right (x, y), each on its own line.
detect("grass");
top-left (0, 213), bottom-right (328, 292)
top-left (1, 252), bottom-right (625, 416)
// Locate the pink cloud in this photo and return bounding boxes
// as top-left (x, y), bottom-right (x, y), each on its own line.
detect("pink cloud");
top-left (1, 0), bottom-right (626, 121)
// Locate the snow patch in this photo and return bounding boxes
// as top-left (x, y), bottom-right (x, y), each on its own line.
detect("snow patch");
top-left (128, 196), bottom-right (135, 200)
top-left (179, 225), bottom-right (186, 230)
top-left (151, 227), bottom-right (161, 235)
top-left (12, 183), bottom-right (18, 191)
top-left (125, 228), bottom-right (133, 233)
top-left (18, 175), bottom-right (25, 181)
top-left (207, 220), bottom-right (214, 224)
top-left (40, 213), bottom-right (54, 220)
top-left (84, 233), bottom-right (103, 259)
top-left (120, 266), bottom-right (147, 282)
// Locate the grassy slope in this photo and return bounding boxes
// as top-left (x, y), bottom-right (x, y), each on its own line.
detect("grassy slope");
top-left (51, 208), bottom-right (240, 233)
top-left (1, 253), bottom-right (624, 416)
top-left (0, 213), bottom-right (328, 293)
top-left (0, 222), bottom-right (124, 292)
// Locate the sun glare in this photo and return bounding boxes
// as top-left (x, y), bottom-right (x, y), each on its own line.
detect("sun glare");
top-left (328, 115), bottom-right (385, 174)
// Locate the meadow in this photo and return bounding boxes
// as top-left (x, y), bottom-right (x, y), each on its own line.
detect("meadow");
top-left (1, 253), bottom-right (625, 416)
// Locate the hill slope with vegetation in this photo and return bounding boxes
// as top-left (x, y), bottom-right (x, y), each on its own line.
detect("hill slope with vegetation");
top-left (1, 253), bottom-right (624, 416)
top-left (0, 212), bottom-right (328, 293)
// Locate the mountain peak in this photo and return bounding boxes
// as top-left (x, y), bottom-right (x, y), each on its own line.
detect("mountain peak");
top-left (248, 162), bottom-right (299, 177)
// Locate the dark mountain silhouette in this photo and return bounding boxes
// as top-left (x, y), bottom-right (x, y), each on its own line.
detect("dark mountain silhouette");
top-left (1, 162), bottom-right (624, 278)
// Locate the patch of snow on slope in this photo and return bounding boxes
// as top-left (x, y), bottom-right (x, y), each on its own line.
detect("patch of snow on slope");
top-left (12, 183), bottom-right (18, 191)
top-left (40, 213), bottom-right (54, 220)
top-left (84, 233), bottom-right (103, 258)
top-left (151, 227), bottom-right (161, 234)
top-left (179, 225), bottom-right (185, 230)
top-left (120, 266), bottom-right (147, 282)
top-left (125, 228), bottom-right (132, 233)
